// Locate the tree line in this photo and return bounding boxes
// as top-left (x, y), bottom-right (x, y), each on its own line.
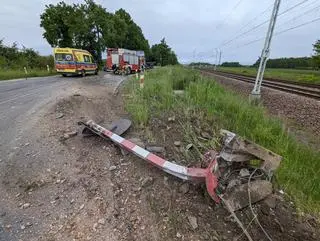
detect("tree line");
top-left (40, 0), bottom-right (178, 66)
top-left (190, 40), bottom-right (320, 70)
top-left (252, 57), bottom-right (315, 69)
top-left (0, 40), bottom-right (53, 70)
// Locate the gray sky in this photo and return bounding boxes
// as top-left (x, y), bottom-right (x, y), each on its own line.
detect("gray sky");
top-left (1, 0), bottom-right (319, 64)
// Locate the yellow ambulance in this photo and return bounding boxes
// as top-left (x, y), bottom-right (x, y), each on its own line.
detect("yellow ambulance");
top-left (53, 48), bottom-right (98, 77)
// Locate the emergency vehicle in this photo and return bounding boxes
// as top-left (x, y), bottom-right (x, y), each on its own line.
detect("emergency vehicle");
top-left (105, 48), bottom-right (145, 74)
top-left (54, 48), bottom-right (98, 77)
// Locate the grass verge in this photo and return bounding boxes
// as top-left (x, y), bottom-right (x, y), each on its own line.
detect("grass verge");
top-left (216, 66), bottom-right (320, 84)
top-left (124, 66), bottom-right (320, 214)
top-left (0, 69), bottom-right (57, 81)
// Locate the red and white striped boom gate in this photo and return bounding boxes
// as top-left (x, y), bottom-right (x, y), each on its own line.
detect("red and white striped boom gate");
top-left (79, 120), bottom-right (221, 203)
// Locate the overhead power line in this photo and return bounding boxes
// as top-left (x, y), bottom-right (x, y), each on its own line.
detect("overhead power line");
top-left (278, 0), bottom-right (309, 16)
top-left (215, 0), bottom-right (245, 30)
top-left (276, 0), bottom-right (320, 27)
top-left (225, 16), bottom-right (320, 51)
top-left (275, 16), bottom-right (320, 35)
top-left (233, 3), bottom-right (273, 35)
top-left (219, 0), bottom-right (311, 48)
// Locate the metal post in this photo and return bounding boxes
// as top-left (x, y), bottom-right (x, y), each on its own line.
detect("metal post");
top-left (218, 50), bottom-right (222, 68)
top-left (24, 67), bottom-right (28, 80)
top-left (250, 0), bottom-right (281, 100)
top-left (140, 70), bottom-right (144, 89)
top-left (214, 49), bottom-right (218, 71)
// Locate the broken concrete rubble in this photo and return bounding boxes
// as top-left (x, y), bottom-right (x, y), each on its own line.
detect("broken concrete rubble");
top-left (187, 215), bottom-right (198, 230)
top-left (62, 131), bottom-right (77, 140)
top-left (222, 180), bottom-right (273, 212)
top-left (80, 120), bottom-right (282, 213)
top-left (220, 129), bottom-right (282, 173)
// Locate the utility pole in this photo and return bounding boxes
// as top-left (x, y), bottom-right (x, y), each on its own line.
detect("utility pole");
top-left (218, 50), bottom-right (222, 67)
top-left (214, 48), bottom-right (218, 71)
top-left (250, 0), bottom-right (281, 100)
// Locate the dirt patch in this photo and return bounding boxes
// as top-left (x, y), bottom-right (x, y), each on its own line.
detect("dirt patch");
top-left (0, 79), bottom-right (125, 241)
top-left (1, 75), bottom-right (318, 241)
top-left (111, 103), bottom-right (318, 241)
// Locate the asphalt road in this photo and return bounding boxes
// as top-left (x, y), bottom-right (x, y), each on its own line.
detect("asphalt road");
top-left (0, 73), bottom-right (125, 153)
top-left (0, 76), bottom-right (75, 150)
top-left (0, 73), bottom-right (127, 241)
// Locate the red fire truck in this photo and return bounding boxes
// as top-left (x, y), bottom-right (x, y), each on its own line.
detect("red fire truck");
top-left (105, 48), bottom-right (145, 74)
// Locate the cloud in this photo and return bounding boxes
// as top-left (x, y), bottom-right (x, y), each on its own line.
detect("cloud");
top-left (1, 0), bottom-right (318, 64)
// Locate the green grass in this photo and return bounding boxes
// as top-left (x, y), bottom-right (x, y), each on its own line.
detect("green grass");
top-left (124, 66), bottom-right (320, 214)
top-left (216, 66), bottom-right (320, 84)
top-left (0, 69), bottom-right (57, 81)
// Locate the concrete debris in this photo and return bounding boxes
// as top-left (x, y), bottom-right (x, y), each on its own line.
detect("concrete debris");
top-left (187, 215), bottom-right (198, 230)
top-left (263, 194), bottom-right (277, 209)
top-left (168, 116), bottom-right (175, 122)
top-left (22, 203), bottom-right (31, 209)
top-left (220, 129), bottom-right (282, 172)
top-left (109, 166), bottom-right (117, 171)
top-left (146, 146), bottom-right (165, 153)
top-left (223, 180), bottom-right (273, 212)
top-left (179, 182), bottom-right (190, 194)
top-left (176, 232), bottom-right (182, 238)
top-left (226, 179), bottom-right (242, 190)
top-left (62, 131), bottom-right (78, 140)
top-left (174, 141), bottom-right (181, 147)
top-left (55, 113), bottom-right (64, 119)
top-left (26, 222), bottom-right (32, 227)
top-left (93, 223), bottom-right (98, 232)
top-left (141, 177), bottom-right (153, 187)
top-left (239, 168), bottom-right (250, 177)
top-left (98, 218), bottom-right (106, 225)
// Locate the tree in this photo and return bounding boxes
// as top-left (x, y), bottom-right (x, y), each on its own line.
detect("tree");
top-left (221, 62), bottom-right (242, 67)
top-left (0, 40), bottom-right (54, 69)
top-left (149, 38), bottom-right (178, 66)
top-left (40, 2), bottom-right (151, 62)
top-left (40, 2), bottom-right (76, 48)
top-left (312, 40), bottom-right (320, 69)
top-left (40, 1), bottom-right (111, 63)
top-left (115, 9), bottom-right (150, 56)
top-left (252, 56), bottom-right (314, 69)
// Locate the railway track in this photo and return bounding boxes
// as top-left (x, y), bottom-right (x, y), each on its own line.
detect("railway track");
top-left (201, 70), bottom-right (320, 100)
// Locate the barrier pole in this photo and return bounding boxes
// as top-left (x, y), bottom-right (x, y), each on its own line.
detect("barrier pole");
top-left (24, 67), bottom-right (28, 80)
top-left (140, 70), bottom-right (144, 89)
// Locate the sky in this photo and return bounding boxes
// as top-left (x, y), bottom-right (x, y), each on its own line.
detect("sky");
top-left (1, 0), bottom-right (319, 64)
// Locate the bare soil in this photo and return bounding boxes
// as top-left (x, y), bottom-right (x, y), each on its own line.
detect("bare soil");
top-left (0, 74), bottom-right (318, 241)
